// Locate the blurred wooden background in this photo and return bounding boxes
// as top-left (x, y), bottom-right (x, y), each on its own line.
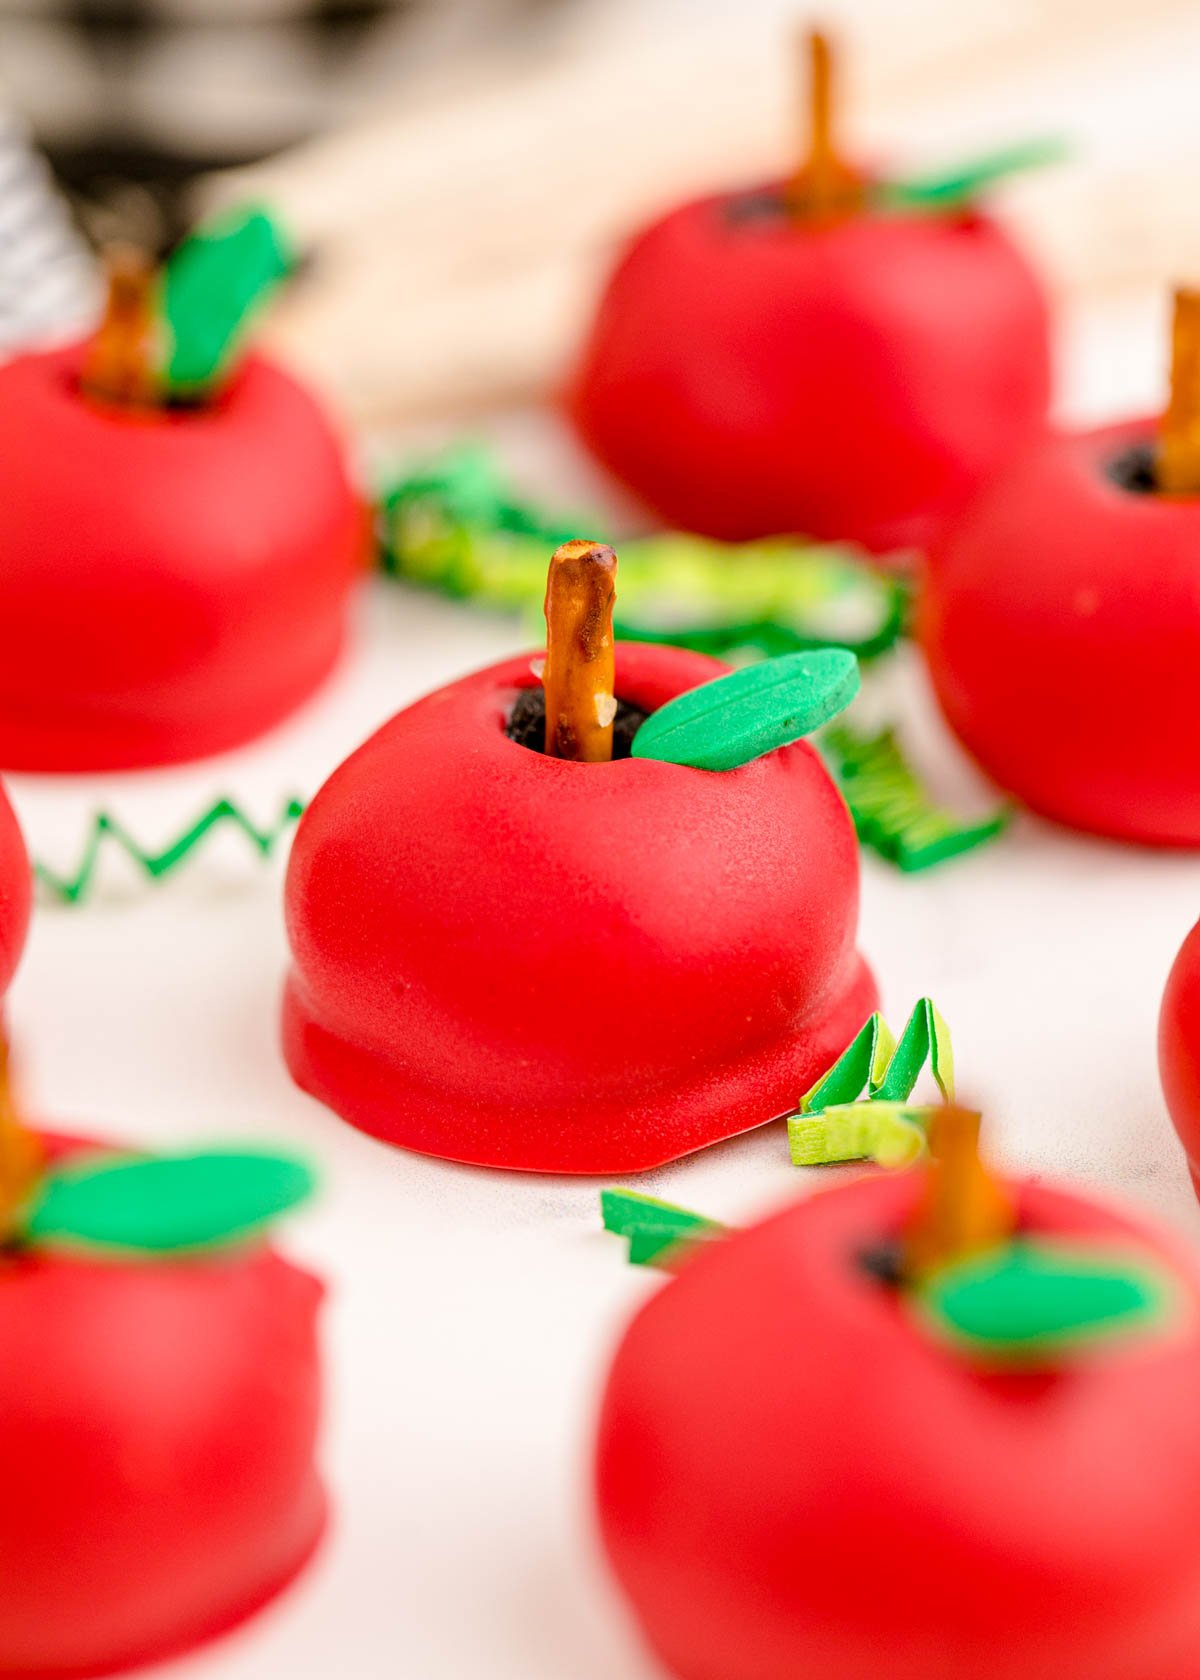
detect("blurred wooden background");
top-left (3, 0), bottom-right (1198, 436)
top-left (190, 0), bottom-right (1200, 434)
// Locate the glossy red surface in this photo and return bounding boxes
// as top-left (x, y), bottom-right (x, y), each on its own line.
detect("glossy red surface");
top-left (0, 345), bottom-right (366, 771)
top-left (596, 1171), bottom-right (1200, 1680)
top-left (920, 419), bottom-right (1200, 844)
top-left (283, 642), bottom-right (877, 1172)
top-left (0, 784), bottom-right (31, 1004)
top-left (568, 192), bottom-right (1050, 554)
top-left (1159, 918), bottom-right (1200, 1198)
top-left (0, 1137), bottom-right (325, 1679)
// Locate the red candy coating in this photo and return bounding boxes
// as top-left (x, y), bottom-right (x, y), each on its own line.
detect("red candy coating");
top-left (920, 419), bottom-right (1200, 844)
top-left (0, 784), bottom-right (31, 1002)
top-left (567, 192), bottom-right (1051, 554)
top-left (0, 1137), bottom-right (325, 1680)
top-left (1159, 918), bottom-right (1200, 1199)
top-left (0, 344), bottom-right (366, 772)
top-left (283, 643), bottom-right (876, 1173)
top-left (596, 1171), bottom-right (1200, 1680)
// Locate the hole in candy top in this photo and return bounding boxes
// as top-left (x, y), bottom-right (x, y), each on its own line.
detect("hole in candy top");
top-left (57, 361), bottom-right (236, 425)
top-left (721, 185), bottom-right (982, 233)
top-left (1106, 439), bottom-right (1162, 496)
top-left (505, 686), bottom-right (649, 760)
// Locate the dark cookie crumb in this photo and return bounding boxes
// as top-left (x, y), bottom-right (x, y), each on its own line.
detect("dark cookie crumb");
top-left (506, 686), bottom-right (648, 759)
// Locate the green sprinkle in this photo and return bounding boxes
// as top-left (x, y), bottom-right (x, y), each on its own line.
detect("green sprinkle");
top-left (797, 1012), bottom-right (897, 1117)
top-left (601, 1188), bottom-right (724, 1269)
top-left (797, 999), bottom-right (952, 1114)
top-left (631, 649), bottom-right (860, 772)
top-left (788, 1000), bottom-right (953, 1169)
top-left (35, 796), bottom-right (305, 906)
top-left (626, 1223), bottom-right (718, 1267)
top-left (21, 1149), bottom-right (317, 1257)
top-left (875, 999), bottom-right (954, 1104)
top-left (822, 722), bottom-right (1011, 873)
top-left (916, 1239), bottom-right (1181, 1365)
top-left (377, 447), bottom-right (909, 664)
top-left (788, 1101), bottom-right (934, 1168)
top-left (162, 205), bottom-right (294, 396)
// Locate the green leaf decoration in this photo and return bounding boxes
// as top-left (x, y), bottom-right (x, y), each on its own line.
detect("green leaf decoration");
top-left (35, 796), bottom-right (306, 907)
top-left (162, 205), bottom-right (294, 397)
top-left (601, 1188), bottom-right (725, 1269)
top-left (880, 136), bottom-right (1068, 212)
top-left (915, 1239), bottom-right (1182, 1365)
top-left (631, 649), bottom-right (860, 773)
top-left (822, 722), bottom-right (1011, 872)
top-left (377, 447), bottom-right (909, 663)
top-left (20, 1149), bottom-right (317, 1257)
top-left (788, 999), bottom-right (953, 1166)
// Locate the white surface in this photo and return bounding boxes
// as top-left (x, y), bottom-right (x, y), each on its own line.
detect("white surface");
top-left (8, 377), bottom-right (1200, 1680)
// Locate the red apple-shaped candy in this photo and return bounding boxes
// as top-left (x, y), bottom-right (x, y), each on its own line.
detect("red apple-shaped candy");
top-left (283, 642), bottom-right (877, 1173)
top-left (0, 783), bottom-right (31, 1001)
top-left (0, 1137), bottom-right (325, 1678)
top-left (568, 193), bottom-right (1050, 554)
top-left (1159, 917), bottom-right (1200, 1198)
top-left (919, 416), bottom-right (1200, 844)
top-left (596, 1170), bottom-right (1200, 1680)
top-left (0, 341), bottom-right (365, 771)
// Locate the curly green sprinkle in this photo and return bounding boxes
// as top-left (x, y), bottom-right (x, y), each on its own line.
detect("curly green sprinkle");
top-left (788, 999), bottom-right (953, 1167)
top-left (36, 796), bottom-right (305, 906)
top-left (822, 723), bottom-right (1011, 872)
top-left (601, 1188), bottom-right (725, 1269)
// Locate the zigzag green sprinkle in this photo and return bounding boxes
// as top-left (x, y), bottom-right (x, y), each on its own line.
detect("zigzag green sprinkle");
top-left (601, 1187), bottom-right (725, 1269)
top-left (822, 722), bottom-right (1010, 871)
top-left (787, 999), bottom-right (953, 1167)
top-left (35, 796), bottom-right (306, 906)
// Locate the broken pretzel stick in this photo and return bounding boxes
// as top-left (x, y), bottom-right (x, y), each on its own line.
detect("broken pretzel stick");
top-left (81, 246), bottom-right (158, 411)
top-left (902, 1103), bottom-right (1015, 1282)
top-left (542, 540), bottom-right (618, 762)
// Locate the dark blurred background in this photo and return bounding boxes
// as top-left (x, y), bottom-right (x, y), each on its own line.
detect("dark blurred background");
top-left (0, 0), bottom-right (568, 247)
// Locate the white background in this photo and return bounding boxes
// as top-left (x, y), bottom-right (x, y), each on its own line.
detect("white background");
top-left (11, 37), bottom-right (1200, 1677)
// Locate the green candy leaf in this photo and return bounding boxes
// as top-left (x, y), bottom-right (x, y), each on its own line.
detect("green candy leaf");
top-left (21, 1148), bottom-right (317, 1256)
top-left (162, 205), bottom-right (294, 396)
top-left (916, 1239), bottom-right (1182, 1365)
top-left (881, 136), bottom-right (1068, 211)
top-left (601, 1188), bottom-right (725, 1269)
top-left (630, 649), bottom-right (860, 772)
